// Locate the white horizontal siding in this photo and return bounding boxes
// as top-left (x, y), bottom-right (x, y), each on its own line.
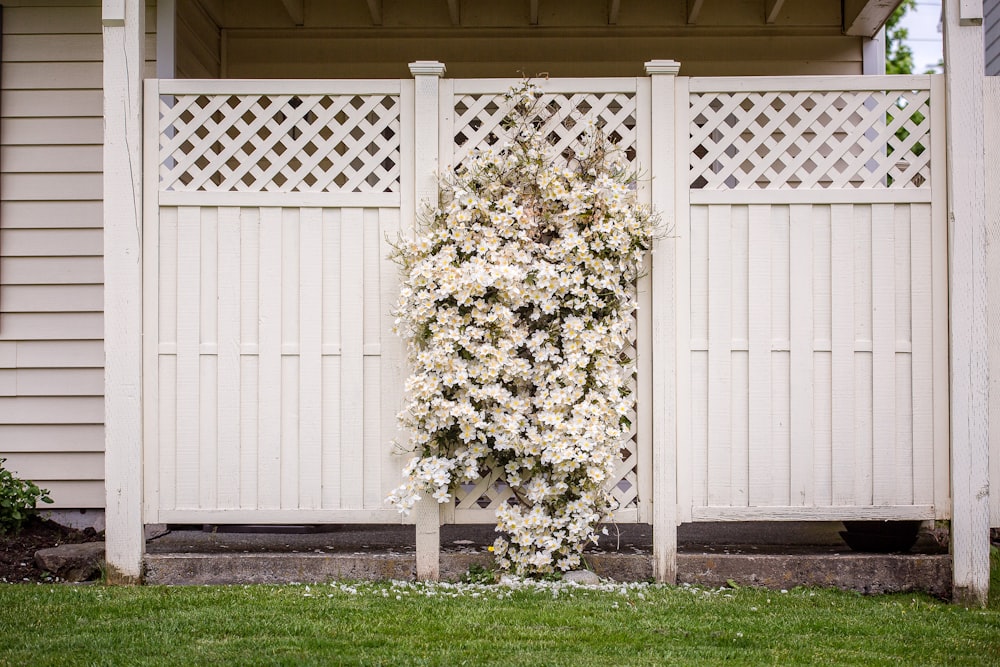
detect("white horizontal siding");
top-left (0, 1), bottom-right (155, 510)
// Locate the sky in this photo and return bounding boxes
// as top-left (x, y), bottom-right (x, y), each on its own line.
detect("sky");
top-left (898, 1), bottom-right (944, 73)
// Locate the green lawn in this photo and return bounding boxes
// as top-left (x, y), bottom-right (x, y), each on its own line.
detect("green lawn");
top-left (1, 549), bottom-right (998, 666)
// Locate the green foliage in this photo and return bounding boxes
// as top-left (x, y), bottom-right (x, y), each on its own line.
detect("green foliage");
top-left (886, 0), bottom-right (917, 75)
top-left (461, 563), bottom-right (498, 585)
top-left (0, 457), bottom-right (53, 534)
top-left (1, 581), bottom-right (999, 665)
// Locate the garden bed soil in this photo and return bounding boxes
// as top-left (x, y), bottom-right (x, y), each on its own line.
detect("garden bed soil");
top-left (0, 518), bottom-right (104, 583)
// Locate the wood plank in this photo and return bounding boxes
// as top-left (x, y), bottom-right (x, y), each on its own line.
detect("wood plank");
top-left (812, 205), bottom-right (833, 506)
top-left (909, 202), bottom-right (935, 507)
top-left (3, 257), bottom-right (104, 285)
top-left (0, 228), bottom-right (102, 258)
top-left (238, 208), bottom-right (261, 510)
top-left (322, 209), bottom-right (343, 508)
top-left (0, 285), bottom-right (102, 312)
top-left (379, 208), bottom-right (405, 512)
top-left (986, 77), bottom-right (1000, 526)
top-left (0, 396), bottom-right (104, 424)
top-left (340, 208), bottom-right (365, 509)
top-left (830, 205), bottom-right (856, 506)
top-left (174, 206), bottom-right (202, 510)
top-left (257, 207), bottom-right (283, 510)
top-left (4, 6), bottom-right (102, 34)
top-left (15, 340), bottom-right (103, 368)
top-left (747, 204), bottom-right (772, 506)
top-left (39, 480), bottom-right (105, 509)
top-left (199, 209), bottom-right (219, 510)
top-left (2, 145), bottom-right (102, 172)
top-left (1, 61), bottom-right (102, 90)
top-left (853, 205), bottom-right (874, 506)
top-left (362, 208), bottom-right (382, 509)
top-left (691, 505), bottom-right (937, 522)
top-left (298, 208), bottom-right (323, 509)
top-left (2, 174), bottom-right (102, 203)
top-left (13, 368), bottom-right (104, 396)
top-left (870, 203), bottom-right (895, 506)
top-left (788, 205), bottom-right (815, 505)
top-left (280, 209), bottom-right (300, 510)
top-left (1, 451), bottom-right (103, 481)
top-left (894, 204), bottom-right (914, 506)
top-left (0, 313), bottom-right (102, 340)
top-left (0, 423), bottom-right (104, 452)
top-left (216, 207), bottom-right (242, 509)
top-left (770, 205), bottom-right (791, 505)
top-left (0, 201), bottom-right (103, 229)
top-left (689, 205), bottom-right (709, 508)
top-left (706, 205), bottom-right (732, 506)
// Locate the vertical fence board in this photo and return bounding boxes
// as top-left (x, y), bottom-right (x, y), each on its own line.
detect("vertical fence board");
top-left (894, 204), bottom-right (914, 505)
top-left (707, 204), bottom-right (732, 505)
top-left (380, 208), bottom-right (405, 510)
top-left (299, 208), bottom-right (323, 509)
top-left (911, 203), bottom-right (935, 506)
top-left (813, 205), bottom-right (832, 506)
top-left (690, 205), bottom-right (709, 507)
top-left (363, 208), bottom-right (382, 509)
top-left (340, 208), bottom-right (365, 509)
top-left (789, 204), bottom-right (814, 506)
top-left (216, 207), bottom-right (241, 508)
top-left (239, 208), bottom-right (260, 508)
top-left (830, 204), bottom-right (856, 506)
top-left (853, 205), bottom-right (874, 506)
top-left (747, 204), bottom-right (772, 506)
top-left (871, 203), bottom-right (896, 506)
top-left (280, 210), bottom-right (300, 509)
top-left (175, 206), bottom-right (201, 508)
top-left (771, 205), bottom-right (791, 506)
top-left (157, 208), bottom-right (178, 511)
top-left (322, 209), bottom-right (343, 508)
top-left (257, 207), bottom-right (283, 509)
top-left (199, 209), bottom-right (219, 509)
top-left (730, 205), bottom-right (749, 506)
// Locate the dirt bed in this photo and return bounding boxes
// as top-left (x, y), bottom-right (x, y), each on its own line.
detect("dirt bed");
top-left (0, 519), bottom-right (103, 583)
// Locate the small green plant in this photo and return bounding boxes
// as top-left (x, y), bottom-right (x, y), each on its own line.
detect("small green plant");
top-left (461, 563), bottom-right (497, 585)
top-left (0, 457), bottom-right (53, 534)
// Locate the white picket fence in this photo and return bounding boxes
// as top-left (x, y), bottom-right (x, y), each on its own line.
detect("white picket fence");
top-left (141, 70), bottom-right (949, 535)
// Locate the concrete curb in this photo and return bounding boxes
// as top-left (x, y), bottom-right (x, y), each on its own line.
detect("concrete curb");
top-left (144, 550), bottom-right (952, 597)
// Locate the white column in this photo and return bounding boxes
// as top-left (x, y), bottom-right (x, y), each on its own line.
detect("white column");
top-left (103, 0), bottom-right (146, 583)
top-left (943, 0), bottom-right (990, 607)
top-left (646, 59), bottom-right (681, 584)
top-left (409, 60), bottom-right (446, 581)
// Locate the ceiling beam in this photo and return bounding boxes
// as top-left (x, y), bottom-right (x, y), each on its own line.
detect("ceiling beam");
top-left (765, 0), bottom-right (787, 24)
top-left (609, 0), bottom-right (621, 25)
top-left (686, 0), bottom-right (705, 25)
top-left (447, 0), bottom-right (460, 25)
top-left (530, 0), bottom-right (539, 25)
top-left (365, 0), bottom-right (383, 25)
top-left (279, 0), bottom-right (304, 26)
top-left (844, 0), bottom-right (905, 37)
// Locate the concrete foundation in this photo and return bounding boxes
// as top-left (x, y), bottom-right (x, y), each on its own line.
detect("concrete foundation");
top-left (143, 522), bottom-right (951, 597)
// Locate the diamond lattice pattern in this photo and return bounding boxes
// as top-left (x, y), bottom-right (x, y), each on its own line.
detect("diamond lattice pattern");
top-left (158, 93), bottom-right (400, 193)
top-left (451, 91), bottom-right (642, 518)
top-left (690, 89), bottom-right (931, 189)
top-left (451, 92), bottom-right (638, 170)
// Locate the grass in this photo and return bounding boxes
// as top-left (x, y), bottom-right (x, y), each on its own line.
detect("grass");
top-left (0, 549), bottom-right (998, 666)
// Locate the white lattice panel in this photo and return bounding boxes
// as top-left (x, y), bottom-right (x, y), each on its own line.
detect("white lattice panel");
top-left (690, 89), bottom-right (931, 190)
top-left (451, 92), bottom-right (638, 169)
top-left (158, 93), bottom-right (400, 193)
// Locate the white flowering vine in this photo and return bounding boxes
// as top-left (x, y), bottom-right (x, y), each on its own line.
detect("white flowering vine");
top-left (387, 82), bottom-right (656, 576)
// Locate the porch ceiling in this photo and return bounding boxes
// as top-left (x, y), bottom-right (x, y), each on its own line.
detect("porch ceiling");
top-left (196, 0), bottom-right (902, 37)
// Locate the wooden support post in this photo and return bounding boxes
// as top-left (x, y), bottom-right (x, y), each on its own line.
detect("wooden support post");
top-left (646, 59), bottom-right (681, 585)
top-left (103, 0), bottom-right (145, 584)
top-left (409, 61), bottom-right (446, 581)
top-left (943, 0), bottom-right (990, 607)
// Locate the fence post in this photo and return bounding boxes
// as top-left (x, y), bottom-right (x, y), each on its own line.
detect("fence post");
top-left (646, 59), bottom-right (681, 584)
top-left (409, 60), bottom-right (447, 581)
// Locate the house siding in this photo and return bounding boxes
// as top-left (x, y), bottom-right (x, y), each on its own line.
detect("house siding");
top-left (0, 1), bottom-right (155, 508)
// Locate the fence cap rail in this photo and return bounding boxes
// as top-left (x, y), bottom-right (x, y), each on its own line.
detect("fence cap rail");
top-left (152, 78), bottom-right (405, 95)
top-left (688, 74), bottom-right (937, 93)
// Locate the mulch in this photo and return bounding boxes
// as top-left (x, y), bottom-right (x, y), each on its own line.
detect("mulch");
top-left (0, 518), bottom-right (104, 583)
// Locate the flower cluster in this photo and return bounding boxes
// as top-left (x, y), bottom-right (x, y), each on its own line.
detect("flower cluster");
top-left (387, 82), bottom-right (655, 575)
